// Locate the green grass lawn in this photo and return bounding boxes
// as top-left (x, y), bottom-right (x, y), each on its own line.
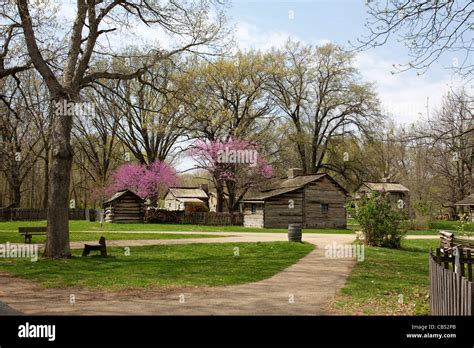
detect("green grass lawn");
top-left (0, 230), bottom-right (219, 244)
top-left (428, 220), bottom-right (474, 232)
top-left (350, 220), bottom-right (439, 235)
top-left (0, 242), bottom-right (314, 290)
top-left (331, 239), bottom-right (438, 315)
top-left (399, 229), bottom-right (439, 235)
top-left (0, 220), bottom-right (354, 234)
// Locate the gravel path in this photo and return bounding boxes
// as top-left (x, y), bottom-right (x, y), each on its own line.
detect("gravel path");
top-left (0, 233), bottom-right (357, 315)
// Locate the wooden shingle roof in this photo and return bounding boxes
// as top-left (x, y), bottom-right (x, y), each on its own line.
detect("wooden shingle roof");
top-left (243, 173), bottom-right (347, 201)
top-left (168, 187), bottom-right (208, 199)
top-left (358, 182), bottom-right (409, 193)
top-left (104, 189), bottom-right (144, 203)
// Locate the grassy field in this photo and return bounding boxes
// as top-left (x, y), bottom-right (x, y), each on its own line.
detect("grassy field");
top-left (428, 220), bottom-right (474, 232)
top-left (0, 230), bottom-right (219, 244)
top-left (1, 218), bottom-right (471, 234)
top-left (0, 220), bottom-right (354, 234)
top-left (399, 229), bottom-right (439, 235)
top-left (330, 239), bottom-right (438, 315)
top-left (0, 242), bottom-right (314, 290)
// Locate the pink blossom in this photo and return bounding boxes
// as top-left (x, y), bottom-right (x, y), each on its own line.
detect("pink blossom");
top-left (189, 138), bottom-right (273, 182)
top-left (102, 161), bottom-right (179, 199)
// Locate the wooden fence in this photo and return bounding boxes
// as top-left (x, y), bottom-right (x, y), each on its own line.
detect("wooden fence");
top-left (180, 212), bottom-right (243, 226)
top-left (0, 208), bottom-right (98, 221)
top-left (439, 230), bottom-right (474, 250)
top-left (0, 207), bottom-right (243, 226)
top-left (429, 247), bottom-right (474, 315)
top-left (145, 209), bottom-right (243, 226)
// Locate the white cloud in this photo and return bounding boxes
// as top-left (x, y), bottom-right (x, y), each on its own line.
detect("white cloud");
top-left (234, 21), bottom-right (332, 52)
top-left (234, 21), bottom-right (298, 51)
top-left (354, 52), bottom-right (459, 125)
top-left (232, 19), bottom-right (457, 126)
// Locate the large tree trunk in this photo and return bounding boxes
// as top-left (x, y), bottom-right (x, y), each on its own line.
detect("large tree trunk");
top-left (44, 98), bottom-right (73, 258)
top-left (11, 184), bottom-right (21, 208)
top-left (10, 162), bottom-right (21, 208)
top-left (42, 150), bottom-right (49, 209)
top-left (215, 180), bottom-right (224, 213)
top-left (29, 163), bottom-right (35, 208)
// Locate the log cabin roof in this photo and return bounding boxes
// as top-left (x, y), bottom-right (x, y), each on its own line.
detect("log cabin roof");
top-left (243, 173), bottom-right (348, 201)
top-left (358, 182), bottom-right (409, 193)
top-left (262, 174), bottom-right (326, 192)
top-left (104, 189), bottom-right (144, 203)
top-left (176, 197), bottom-right (207, 203)
top-left (455, 194), bottom-right (474, 206)
top-left (167, 187), bottom-right (208, 199)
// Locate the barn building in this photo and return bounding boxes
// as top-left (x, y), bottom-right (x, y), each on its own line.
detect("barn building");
top-left (241, 169), bottom-right (348, 229)
top-left (103, 189), bottom-right (145, 223)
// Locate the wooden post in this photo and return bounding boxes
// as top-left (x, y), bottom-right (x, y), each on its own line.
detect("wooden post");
top-left (454, 247), bottom-right (461, 274)
top-left (467, 249), bottom-right (472, 282)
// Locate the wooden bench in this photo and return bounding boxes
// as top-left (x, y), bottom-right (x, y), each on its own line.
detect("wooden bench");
top-left (82, 236), bottom-right (107, 257)
top-left (18, 227), bottom-right (47, 244)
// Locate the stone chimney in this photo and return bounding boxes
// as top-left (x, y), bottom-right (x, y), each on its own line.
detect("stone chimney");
top-left (287, 168), bottom-right (304, 179)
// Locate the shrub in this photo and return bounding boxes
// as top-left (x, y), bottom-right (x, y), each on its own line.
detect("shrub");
top-left (348, 192), bottom-right (407, 249)
top-left (185, 203), bottom-right (209, 213)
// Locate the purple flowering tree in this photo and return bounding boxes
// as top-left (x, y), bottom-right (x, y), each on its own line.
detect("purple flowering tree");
top-left (100, 161), bottom-right (179, 204)
top-left (190, 138), bottom-right (273, 213)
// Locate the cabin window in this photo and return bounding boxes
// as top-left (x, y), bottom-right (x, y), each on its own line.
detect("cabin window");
top-left (251, 204), bottom-right (257, 214)
top-left (321, 204), bottom-right (329, 214)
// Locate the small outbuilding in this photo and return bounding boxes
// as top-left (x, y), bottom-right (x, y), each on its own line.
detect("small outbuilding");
top-left (103, 189), bottom-right (145, 223)
top-left (455, 194), bottom-right (474, 222)
top-left (164, 185), bottom-right (209, 212)
top-left (354, 180), bottom-right (410, 212)
top-left (241, 168), bottom-right (348, 229)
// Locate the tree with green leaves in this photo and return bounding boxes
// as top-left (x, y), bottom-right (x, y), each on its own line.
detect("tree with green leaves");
top-left (183, 51), bottom-right (275, 212)
top-left (267, 40), bottom-right (382, 174)
top-left (0, 0), bottom-right (227, 258)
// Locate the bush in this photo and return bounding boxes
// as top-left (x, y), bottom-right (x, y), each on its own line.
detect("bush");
top-left (145, 208), bottom-right (182, 223)
top-left (348, 192), bottom-right (407, 249)
top-left (185, 202), bottom-right (209, 213)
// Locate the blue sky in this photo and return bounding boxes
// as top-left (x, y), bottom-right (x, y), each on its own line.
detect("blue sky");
top-left (54, 0), bottom-right (465, 126)
top-left (56, 0), bottom-right (465, 170)
top-left (225, 0), bottom-right (465, 125)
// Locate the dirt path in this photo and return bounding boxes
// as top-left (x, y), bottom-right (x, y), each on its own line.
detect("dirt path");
top-left (0, 233), bottom-right (357, 315)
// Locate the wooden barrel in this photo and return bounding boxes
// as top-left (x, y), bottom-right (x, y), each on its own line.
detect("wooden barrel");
top-left (288, 224), bottom-right (302, 242)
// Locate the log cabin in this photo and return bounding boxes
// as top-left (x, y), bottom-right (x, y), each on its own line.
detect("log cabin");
top-left (104, 189), bottom-right (145, 223)
top-left (241, 168), bottom-right (348, 228)
top-left (354, 180), bottom-right (411, 214)
top-left (163, 185), bottom-right (209, 212)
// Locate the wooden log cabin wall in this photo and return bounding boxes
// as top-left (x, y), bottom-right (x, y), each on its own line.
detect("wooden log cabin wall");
top-left (241, 170), bottom-right (348, 229)
top-left (104, 190), bottom-right (145, 223)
